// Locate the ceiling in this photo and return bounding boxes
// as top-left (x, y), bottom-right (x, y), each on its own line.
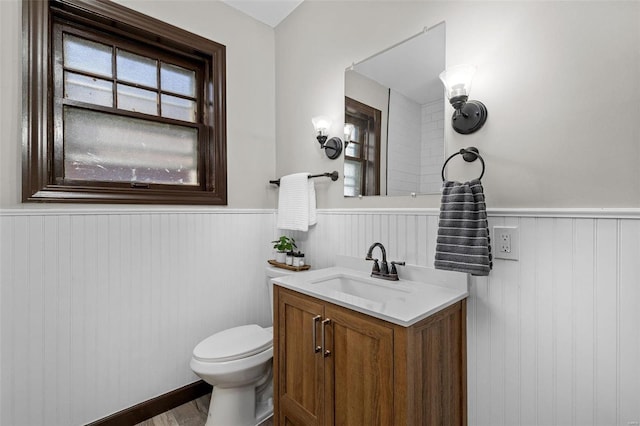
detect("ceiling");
top-left (220, 0), bottom-right (304, 28)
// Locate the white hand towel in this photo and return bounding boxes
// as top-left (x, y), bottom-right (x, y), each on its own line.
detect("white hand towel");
top-left (308, 180), bottom-right (317, 226)
top-left (277, 173), bottom-right (317, 232)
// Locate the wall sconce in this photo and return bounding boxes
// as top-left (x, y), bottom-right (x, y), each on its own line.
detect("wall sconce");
top-left (439, 64), bottom-right (488, 134)
top-left (343, 123), bottom-right (355, 149)
top-left (312, 116), bottom-right (343, 159)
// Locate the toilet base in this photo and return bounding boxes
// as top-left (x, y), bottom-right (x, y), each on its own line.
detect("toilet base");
top-left (205, 380), bottom-right (273, 426)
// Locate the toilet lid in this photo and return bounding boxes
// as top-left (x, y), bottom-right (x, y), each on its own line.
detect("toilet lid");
top-left (193, 324), bottom-right (272, 362)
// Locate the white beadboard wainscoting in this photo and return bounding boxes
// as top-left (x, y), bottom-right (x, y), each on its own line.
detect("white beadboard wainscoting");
top-left (0, 209), bottom-right (276, 426)
top-left (292, 209), bottom-right (640, 426)
top-left (1, 207), bottom-right (640, 426)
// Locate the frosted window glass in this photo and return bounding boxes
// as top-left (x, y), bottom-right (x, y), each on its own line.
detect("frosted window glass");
top-left (117, 84), bottom-right (158, 115)
top-left (343, 160), bottom-right (362, 197)
top-left (63, 34), bottom-right (113, 77)
top-left (162, 94), bottom-right (196, 123)
top-left (64, 72), bottom-right (113, 107)
top-left (161, 63), bottom-right (195, 97)
top-left (64, 107), bottom-right (198, 185)
top-left (117, 50), bottom-right (158, 87)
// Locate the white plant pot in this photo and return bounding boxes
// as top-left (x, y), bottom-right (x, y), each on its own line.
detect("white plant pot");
top-left (275, 251), bottom-right (286, 263)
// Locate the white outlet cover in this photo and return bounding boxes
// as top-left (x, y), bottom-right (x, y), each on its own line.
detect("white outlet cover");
top-left (493, 226), bottom-right (519, 261)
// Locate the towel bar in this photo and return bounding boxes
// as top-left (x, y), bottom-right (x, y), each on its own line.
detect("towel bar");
top-left (441, 147), bottom-right (485, 181)
top-left (270, 171), bottom-right (339, 186)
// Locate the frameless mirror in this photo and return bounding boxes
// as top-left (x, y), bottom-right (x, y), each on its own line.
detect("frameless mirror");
top-left (344, 22), bottom-right (445, 197)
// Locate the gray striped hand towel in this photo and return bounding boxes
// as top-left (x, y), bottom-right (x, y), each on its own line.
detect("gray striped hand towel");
top-left (434, 178), bottom-right (492, 276)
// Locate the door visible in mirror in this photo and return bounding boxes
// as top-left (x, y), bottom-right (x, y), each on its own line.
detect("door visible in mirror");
top-left (344, 21), bottom-right (445, 197)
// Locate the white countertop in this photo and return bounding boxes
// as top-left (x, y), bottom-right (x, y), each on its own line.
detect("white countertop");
top-left (270, 257), bottom-right (468, 327)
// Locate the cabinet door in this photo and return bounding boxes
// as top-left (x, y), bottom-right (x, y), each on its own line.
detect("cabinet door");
top-left (274, 287), bottom-right (325, 426)
top-left (324, 304), bottom-right (394, 426)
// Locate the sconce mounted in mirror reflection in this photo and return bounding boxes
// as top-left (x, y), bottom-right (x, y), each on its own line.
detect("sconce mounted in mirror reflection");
top-left (439, 64), bottom-right (488, 134)
top-left (312, 116), bottom-right (343, 160)
top-left (343, 123), bottom-right (355, 149)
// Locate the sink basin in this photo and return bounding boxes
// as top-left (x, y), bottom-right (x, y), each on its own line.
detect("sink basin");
top-left (271, 260), bottom-right (469, 326)
top-left (309, 274), bottom-right (410, 304)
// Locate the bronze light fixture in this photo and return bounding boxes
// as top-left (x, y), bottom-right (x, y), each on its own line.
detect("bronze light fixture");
top-left (439, 64), bottom-right (488, 135)
top-left (343, 123), bottom-right (355, 150)
top-left (312, 116), bottom-right (343, 159)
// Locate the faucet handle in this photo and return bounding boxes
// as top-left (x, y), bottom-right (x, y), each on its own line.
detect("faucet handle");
top-left (390, 261), bottom-right (405, 275)
top-left (366, 257), bottom-right (380, 274)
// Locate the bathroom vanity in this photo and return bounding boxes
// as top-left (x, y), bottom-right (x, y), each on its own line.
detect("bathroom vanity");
top-left (271, 260), bottom-right (468, 425)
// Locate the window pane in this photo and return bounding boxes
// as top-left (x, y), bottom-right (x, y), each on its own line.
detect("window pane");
top-left (117, 84), bottom-right (158, 115)
top-left (64, 107), bottom-right (198, 185)
top-left (63, 34), bottom-right (112, 77)
top-left (161, 94), bottom-right (196, 122)
top-left (117, 50), bottom-right (158, 87)
top-left (344, 160), bottom-right (362, 197)
top-left (64, 72), bottom-right (113, 107)
top-left (161, 63), bottom-right (195, 97)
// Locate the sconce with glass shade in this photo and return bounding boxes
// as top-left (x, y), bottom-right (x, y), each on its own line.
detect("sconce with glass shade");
top-left (343, 123), bottom-right (355, 149)
top-left (439, 64), bottom-right (488, 134)
top-left (311, 116), bottom-right (343, 159)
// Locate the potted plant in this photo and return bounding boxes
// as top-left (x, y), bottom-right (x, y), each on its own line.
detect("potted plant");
top-left (272, 236), bottom-right (296, 263)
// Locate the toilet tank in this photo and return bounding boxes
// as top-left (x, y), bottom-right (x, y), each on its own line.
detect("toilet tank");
top-left (266, 266), bottom-right (294, 324)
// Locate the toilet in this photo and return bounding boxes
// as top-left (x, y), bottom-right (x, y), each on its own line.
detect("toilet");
top-left (190, 266), bottom-right (291, 426)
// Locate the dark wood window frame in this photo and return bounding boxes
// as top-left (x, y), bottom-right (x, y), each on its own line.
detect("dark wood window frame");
top-left (23, 0), bottom-right (227, 205)
top-left (345, 96), bottom-right (381, 197)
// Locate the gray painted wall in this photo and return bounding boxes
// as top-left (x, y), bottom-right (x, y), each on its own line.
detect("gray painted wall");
top-left (275, 1), bottom-right (640, 209)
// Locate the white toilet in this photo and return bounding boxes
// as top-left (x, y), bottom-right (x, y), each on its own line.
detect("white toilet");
top-left (190, 266), bottom-right (291, 426)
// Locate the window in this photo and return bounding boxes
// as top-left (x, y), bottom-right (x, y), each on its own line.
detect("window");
top-left (344, 97), bottom-right (381, 197)
top-left (23, 0), bottom-right (227, 204)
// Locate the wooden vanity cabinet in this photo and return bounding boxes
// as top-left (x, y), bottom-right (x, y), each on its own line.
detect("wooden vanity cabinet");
top-left (273, 285), bottom-right (467, 426)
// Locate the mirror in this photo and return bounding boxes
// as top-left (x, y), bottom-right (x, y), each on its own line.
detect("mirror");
top-left (344, 22), bottom-right (445, 197)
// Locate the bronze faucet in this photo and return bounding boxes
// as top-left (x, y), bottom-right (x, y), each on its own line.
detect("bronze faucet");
top-left (365, 242), bottom-right (405, 281)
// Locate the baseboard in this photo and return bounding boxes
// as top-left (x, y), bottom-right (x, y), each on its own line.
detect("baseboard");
top-left (85, 380), bottom-right (212, 426)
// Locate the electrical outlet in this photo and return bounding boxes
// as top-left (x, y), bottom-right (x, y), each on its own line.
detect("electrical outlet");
top-left (499, 232), bottom-right (511, 253)
top-left (493, 226), bottom-right (519, 261)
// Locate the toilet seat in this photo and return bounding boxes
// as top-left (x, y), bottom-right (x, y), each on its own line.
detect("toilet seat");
top-left (193, 324), bottom-right (272, 362)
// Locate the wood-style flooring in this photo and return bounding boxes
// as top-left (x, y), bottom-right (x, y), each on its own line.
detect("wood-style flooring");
top-left (135, 392), bottom-right (273, 426)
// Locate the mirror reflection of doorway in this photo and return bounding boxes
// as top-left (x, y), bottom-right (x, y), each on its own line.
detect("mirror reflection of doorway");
top-left (344, 96), bottom-right (382, 197)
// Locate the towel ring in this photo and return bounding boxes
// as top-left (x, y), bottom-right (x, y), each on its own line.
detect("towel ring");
top-left (441, 147), bottom-right (485, 181)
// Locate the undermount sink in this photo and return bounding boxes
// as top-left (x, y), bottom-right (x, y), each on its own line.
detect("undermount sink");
top-left (309, 273), bottom-right (410, 306)
top-left (270, 256), bottom-right (469, 326)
